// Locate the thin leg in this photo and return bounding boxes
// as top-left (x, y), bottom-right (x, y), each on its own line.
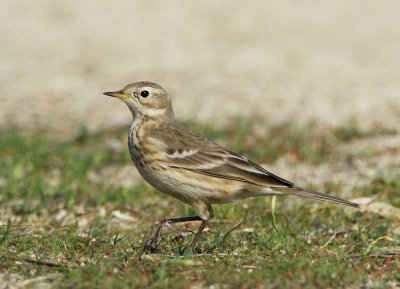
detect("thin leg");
top-left (147, 216), bottom-right (202, 249)
top-left (190, 220), bottom-right (208, 251)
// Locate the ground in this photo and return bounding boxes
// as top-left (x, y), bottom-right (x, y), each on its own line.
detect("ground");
top-left (1, 1), bottom-right (400, 288)
top-left (0, 120), bottom-right (399, 288)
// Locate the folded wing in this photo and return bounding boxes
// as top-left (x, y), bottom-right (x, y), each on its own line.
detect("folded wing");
top-left (165, 147), bottom-right (294, 188)
top-left (150, 126), bottom-right (359, 208)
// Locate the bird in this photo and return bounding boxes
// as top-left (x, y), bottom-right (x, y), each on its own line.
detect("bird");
top-left (104, 81), bottom-right (359, 252)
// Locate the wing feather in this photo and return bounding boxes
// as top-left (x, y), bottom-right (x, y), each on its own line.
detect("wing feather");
top-left (149, 125), bottom-right (294, 187)
top-left (166, 148), bottom-right (294, 188)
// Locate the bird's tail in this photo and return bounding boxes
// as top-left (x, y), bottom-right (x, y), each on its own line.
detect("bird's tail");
top-left (275, 187), bottom-right (359, 208)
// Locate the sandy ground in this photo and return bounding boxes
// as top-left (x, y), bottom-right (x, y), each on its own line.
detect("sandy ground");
top-left (1, 1), bottom-right (400, 137)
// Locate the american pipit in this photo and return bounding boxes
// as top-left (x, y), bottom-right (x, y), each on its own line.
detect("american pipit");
top-left (104, 81), bottom-right (359, 251)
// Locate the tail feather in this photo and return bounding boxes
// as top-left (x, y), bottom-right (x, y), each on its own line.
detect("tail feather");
top-left (277, 187), bottom-right (359, 208)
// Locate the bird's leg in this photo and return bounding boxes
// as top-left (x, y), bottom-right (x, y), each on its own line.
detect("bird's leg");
top-left (189, 220), bottom-right (208, 251)
top-left (146, 216), bottom-right (203, 251)
top-left (164, 223), bottom-right (196, 236)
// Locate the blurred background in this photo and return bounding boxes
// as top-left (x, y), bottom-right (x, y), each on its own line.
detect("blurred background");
top-left (1, 0), bottom-right (400, 137)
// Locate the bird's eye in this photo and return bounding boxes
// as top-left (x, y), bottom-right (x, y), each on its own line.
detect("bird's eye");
top-left (140, 90), bottom-right (149, 98)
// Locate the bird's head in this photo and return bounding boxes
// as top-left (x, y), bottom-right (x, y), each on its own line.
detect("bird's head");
top-left (104, 81), bottom-right (174, 119)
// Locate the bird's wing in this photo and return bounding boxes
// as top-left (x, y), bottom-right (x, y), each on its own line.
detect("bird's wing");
top-left (148, 125), bottom-right (359, 208)
top-left (149, 126), bottom-right (294, 188)
top-left (168, 148), bottom-right (294, 188)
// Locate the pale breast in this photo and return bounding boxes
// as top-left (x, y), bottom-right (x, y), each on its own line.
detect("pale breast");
top-left (128, 127), bottom-right (144, 167)
top-left (128, 122), bottom-right (173, 192)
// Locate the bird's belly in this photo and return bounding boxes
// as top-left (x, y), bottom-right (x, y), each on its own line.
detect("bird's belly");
top-left (134, 164), bottom-right (192, 203)
top-left (135, 165), bottom-right (251, 205)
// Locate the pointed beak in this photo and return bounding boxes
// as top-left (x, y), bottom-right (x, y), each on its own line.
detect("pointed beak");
top-left (103, 90), bottom-right (129, 100)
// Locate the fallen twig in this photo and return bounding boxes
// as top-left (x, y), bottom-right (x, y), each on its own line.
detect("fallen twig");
top-left (1, 254), bottom-right (70, 268)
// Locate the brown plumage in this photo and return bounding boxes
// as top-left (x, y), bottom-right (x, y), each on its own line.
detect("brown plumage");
top-left (104, 81), bottom-right (359, 252)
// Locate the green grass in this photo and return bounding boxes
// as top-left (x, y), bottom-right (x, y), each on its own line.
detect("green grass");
top-left (0, 120), bottom-right (399, 288)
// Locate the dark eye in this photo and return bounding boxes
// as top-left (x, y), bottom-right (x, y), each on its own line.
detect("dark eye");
top-left (140, 90), bottom-right (149, 98)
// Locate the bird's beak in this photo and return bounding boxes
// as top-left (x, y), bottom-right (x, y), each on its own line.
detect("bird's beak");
top-left (103, 90), bottom-right (129, 100)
